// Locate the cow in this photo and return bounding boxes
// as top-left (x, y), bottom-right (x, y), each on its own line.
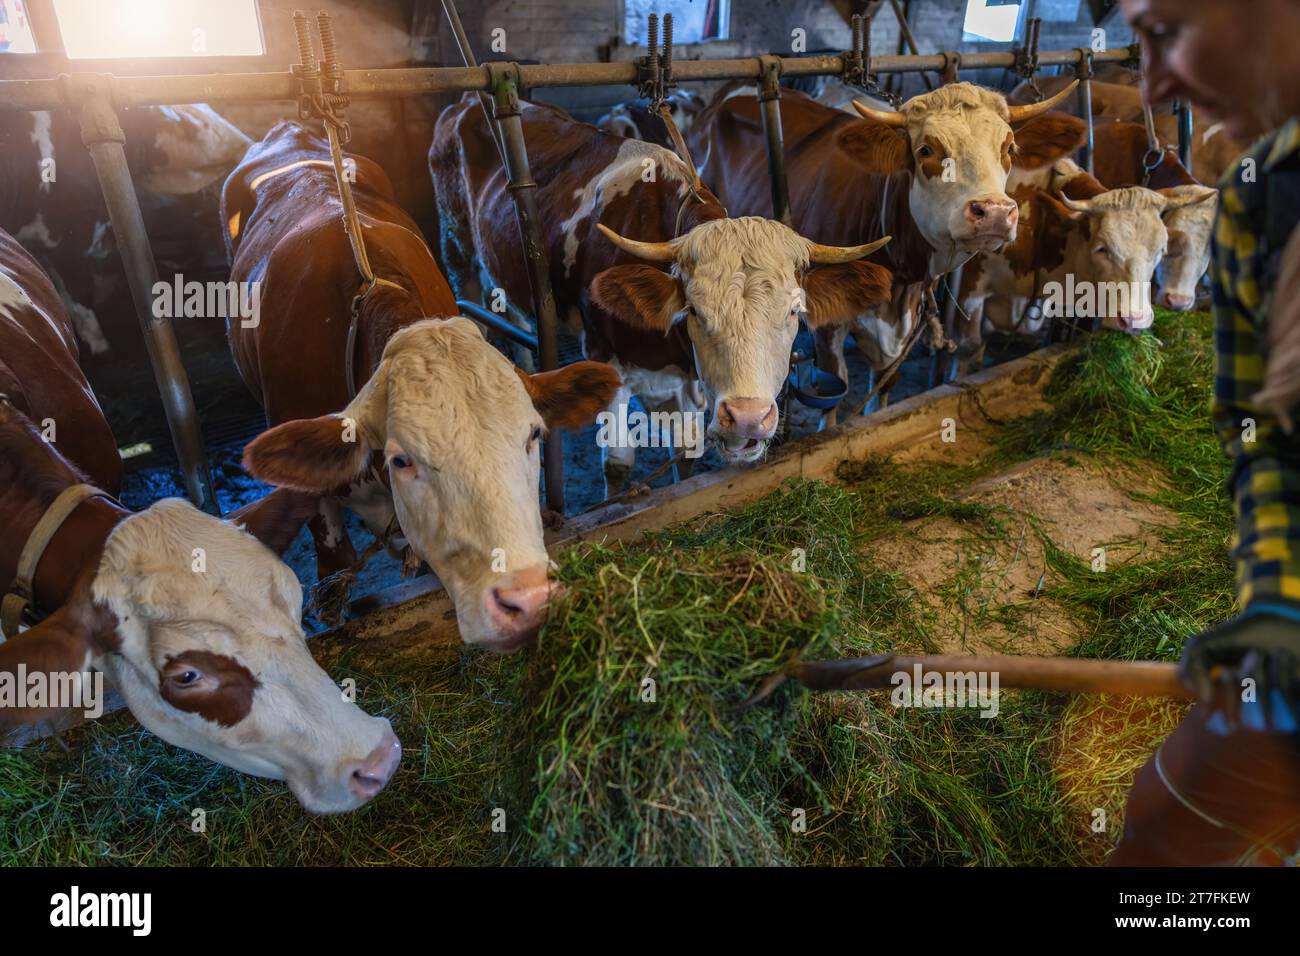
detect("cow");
top-left (687, 82), bottom-right (1089, 392)
top-left (431, 97), bottom-right (895, 492)
top-left (596, 89), bottom-right (707, 147)
top-left (1086, 120), bottom-right (1219, 311)
top-left (957, 159), bottom-right (1215, 342)
top-left (223, 122), bottom-right (618, 651)
top-left (0, 104), bottom-right (252, 355)
top-left (0, 228), bottom-right (399, 814)
top-left (1010, 75), bottom-right (1245, 187)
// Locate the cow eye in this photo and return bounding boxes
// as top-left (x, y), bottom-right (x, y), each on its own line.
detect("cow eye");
top-left (173, 670), bottom-right (203, 688)
top-left (1094, 244), bottom-right (1109, 257)
top-left (528, 425), bottom-right (543, 445)
top-left (917, 145), bottom-right (932, 158)
top-left (390, 454), bottom-right (412, 471)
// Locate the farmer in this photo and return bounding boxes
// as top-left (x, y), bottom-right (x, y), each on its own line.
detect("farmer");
top-left (1109, 0), bottom-right (1300, 866)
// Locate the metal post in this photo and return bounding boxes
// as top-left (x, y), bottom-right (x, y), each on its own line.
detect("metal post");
top-left (887, 0), bottom-right (934, 91)
top-left (757, 56), bottom-right (791, 226)
top-left (1175, 99), bottom-right (1193, 172)
top-left (71, 76), bottom-right (219, 515)
top-left (439, 0), bottom-right (507, 166)
top-left (1075, 49), bottom-right (1094, 174)
top-left (490, 67), bottom-right (564, 513)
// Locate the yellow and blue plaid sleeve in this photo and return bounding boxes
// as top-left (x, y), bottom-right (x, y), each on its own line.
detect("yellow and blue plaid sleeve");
top-left (1211, 143), bottom-right (1300, 608)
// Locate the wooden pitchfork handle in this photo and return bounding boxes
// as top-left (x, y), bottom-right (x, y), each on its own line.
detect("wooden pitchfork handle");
top-left (739, 653), bottom-right (1193, 710)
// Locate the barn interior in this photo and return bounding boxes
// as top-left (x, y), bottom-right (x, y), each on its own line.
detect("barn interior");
top-left (0, 0), bottom-right (1262, 869)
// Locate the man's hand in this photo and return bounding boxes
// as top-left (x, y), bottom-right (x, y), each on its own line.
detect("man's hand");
top-left (1180, 604), bottom-right (1300, 733)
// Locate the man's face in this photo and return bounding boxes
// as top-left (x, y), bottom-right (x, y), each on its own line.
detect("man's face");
top-left (1121, 0), bottom-right (1300, 141)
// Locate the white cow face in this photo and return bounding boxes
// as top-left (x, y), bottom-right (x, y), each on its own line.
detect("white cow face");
top-left (1060, 186), bottom-right (1213, 331)
top-left (591, 217), bottom-right (892, 463)
top-left (243, 318), bottom-right (619, 652)
top-left (0, 497), bottom-right (399, 815)
top-left (1155, 185), bottom-right (1219, 311)
top-left (851, 82), bottom-right (1086, 270)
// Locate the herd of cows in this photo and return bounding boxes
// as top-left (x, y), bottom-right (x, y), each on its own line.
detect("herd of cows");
top-left (0, 67), bottom-right (1230, 812)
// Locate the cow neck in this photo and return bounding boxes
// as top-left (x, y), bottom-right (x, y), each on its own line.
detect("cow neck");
top-left (854, 170), bottom-right (933, 285)
top-left (0, 406), bottom-right (129, 619)
top-left (354, 279), bottom-right (425, 385)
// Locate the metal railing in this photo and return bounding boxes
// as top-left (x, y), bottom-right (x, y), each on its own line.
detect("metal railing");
top-left (0, 14), bottom-right (1142, 515)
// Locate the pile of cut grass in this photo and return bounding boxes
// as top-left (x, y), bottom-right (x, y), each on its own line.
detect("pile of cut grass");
top-left (0, 310), bottom-right (1233, 866)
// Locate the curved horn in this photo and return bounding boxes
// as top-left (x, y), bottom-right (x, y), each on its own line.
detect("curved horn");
top-left (1005, 80), bottom-right (1079, 125)
top-left (852, 99), bottom-right (908, 128)
top-left (1058, 194), bottom-right (1098, 217)
top-left (807, 235), bottom-right (893, 264)
top-left (595, 223), bottom-right (675, 262)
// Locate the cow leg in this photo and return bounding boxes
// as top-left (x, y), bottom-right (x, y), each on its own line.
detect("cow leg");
top-left (306, 497), bottom-right (360, 625)
top-left (602, 381), bottom-right (636, 497)
top-left (813, 324), bottom-right (850, 428)
top-left (672, 379), bottom-right (705, 481)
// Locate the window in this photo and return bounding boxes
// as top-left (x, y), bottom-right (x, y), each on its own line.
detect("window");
top-left (0, 0), bottom-right (39, 54)
top-left (52, 0), bottom-right (264, 59)
top-left (624, 0), bottom-right (729, 46)
top-left (962, 0), bottom-right (1026, 43)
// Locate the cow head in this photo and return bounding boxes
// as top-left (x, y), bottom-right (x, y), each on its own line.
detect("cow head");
top-left (0, 492), bottom-right (399, 814)
top-left (1153, 184), bottom-right (1219, 311)
top-left (242, 318), bottom-right (619, 652)
top-left (1050, 185), bottom-right (1211, 331)
top-left (590, 216), bottom-right (891, 463)
top-left (852, 82), bottom-right (1086, 269)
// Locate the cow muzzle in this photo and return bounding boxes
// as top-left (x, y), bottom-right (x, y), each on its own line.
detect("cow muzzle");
top-left (955, 195), bottom-right (1019, 248)
top-left (346, 731), bottom-right (402, 802)
top-left (711, 397), bottom-right (777, 464)
top-left (481, 564), bottom-right (552, 652)
top-left (1157, 290), bottom-right (1195, 312)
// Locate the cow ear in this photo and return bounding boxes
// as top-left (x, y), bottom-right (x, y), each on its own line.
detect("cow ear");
top-left (1034, 190), bottom-right (1084, 226)
top-left (1158, 184), bottom-right (1218, 212)
top-left (0, 577), bottom-right (112, 732)
top-left (803, 261), bottom-right (893, 329)
top-left (1012, 112), bottom-right (1088, 169)
top-left (836, 122), bottom-right (912, 173)
top-left (227, 488), bottom-right (319, 556)
top-left (589, 265), bottom-right (685, 332)
top-left (517, 361), bottom-right (622, 431)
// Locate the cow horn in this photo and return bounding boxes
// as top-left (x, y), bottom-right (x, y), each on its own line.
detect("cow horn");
top-left (852, 100), bottom-right (908, 128)
top-left (1058, 194), bottom-right (1098, 217)
top-left (807, 235), bottom-right (893, 264)
top-left (1005, 81), bottom-right (1079, 125)
top-left (596, 223), bottom-right (675, 262)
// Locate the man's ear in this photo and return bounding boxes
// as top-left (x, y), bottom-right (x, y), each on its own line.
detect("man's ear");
top-left (0, 577), bottom-right (113, 732)
top-left (516, 361), bottom-right (622, 431)
top-left (1012, 112), bottom-right (1088, 170)
top-left (227, 488), bottom-right (320, 556)
top-left (803, 261), bottom-right (893, 329)
top-left (589, 265), bottom-right (685, 332)
top-left (243, 363), bottom-right (387, 494)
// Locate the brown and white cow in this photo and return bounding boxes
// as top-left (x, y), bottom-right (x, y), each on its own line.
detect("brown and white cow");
top-left (0, 104), bottom-right (252, 355)
top-left (596, 90), bottom-right (707, 147)
top-left (688, 82), bottom-right (1088, 387)
top-left (431, 98), bottom-right (894, 489)
top-left (1086, 121), bottom-right (1219, 311)
top-left (958, 160), bottom-right (1215, 337)
top-left (224, 122), bottom-right (618, 650)
top-left (0, 228), bottom-right (398, 813)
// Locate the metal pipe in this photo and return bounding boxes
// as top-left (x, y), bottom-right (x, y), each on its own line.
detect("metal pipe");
top-left (73, 79), bottom-right (219, 515)
top-left (887, 0), bottom-right (935, 91)
top-left (491, 71), bottom-right (564, 513)
top-left (455, 300), bottom-right (539, 352)
top-left (756, 57), bottom-right (791, 227)
top-left (0, 49), bottom-right (1135, 111)
top-left (439, 0), bottom-right (507, 165)
top-left (1077, 80), bottom-right (1094, 174)
top-left (1175, 99), bottom-right (1194, 172)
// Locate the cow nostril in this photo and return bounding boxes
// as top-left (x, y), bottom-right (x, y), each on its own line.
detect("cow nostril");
top-left (352, 769), bottom-right (384, 795)
top-left (492, 588), bottom-right (523, 617)
top-left (969, 202), bottom-right (987, 220)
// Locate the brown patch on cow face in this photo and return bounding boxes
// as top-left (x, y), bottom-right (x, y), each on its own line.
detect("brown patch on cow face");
top-left (589, 265), bottom-right (686, 332)
top-left (1000, 132), bottom-right (1015, 173)
top-left (1166, 229), bottom-right (1192, 257)
top-left (834, 122), bottom-right (912, 174)
top-left (1011, 112), bottom-right (1088, 170)
top-left (515, 361), bottom-right (622, 431)
top-left (915, 135), bottom-right (949, 180)
top-left (802, 261), bottom-right (894, 329)
top-left (243, 416), bottom-right (371, 495)
top-left (159, 650), bottom-right (260, 728)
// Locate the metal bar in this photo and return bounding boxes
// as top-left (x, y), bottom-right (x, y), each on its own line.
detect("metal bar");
top-left (439, 0), bottom-right (507, 166)
top-left (1175, 99), bottom-right (1194, 172)
top-left (756, 57), bottom-right (791, 227)
top-left (0, 49), bottom-right (1135, 111)
top-left (72, 78), bottom-right (219, 515)
top-left (456, 300), bottom-right (539, 352)
top-left (490, 70), bottom-right (564, 514)
top-left (1077, 78), bottom-right (1094, 173)
top-left (887, 0), bottom-right (935, 91)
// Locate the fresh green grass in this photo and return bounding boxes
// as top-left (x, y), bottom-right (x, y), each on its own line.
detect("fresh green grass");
top-left (0, 311), bottom-right (1232, 866)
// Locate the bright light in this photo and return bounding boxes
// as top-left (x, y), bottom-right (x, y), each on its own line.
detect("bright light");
top-left (53, 0), bottom-right (264, 59)
top-left (0, 0), bottom-right (40, 54)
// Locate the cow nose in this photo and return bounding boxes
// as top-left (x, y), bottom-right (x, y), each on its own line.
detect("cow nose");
top-left (718, 398), bottom-right (778, 437)
top-left (348, 731), bottom-right (401, 801)
top-left (964, 196), bottom-right (1018, 235)
top-left (1159, 291), bottom-right (1194, 312)
top-left (1117, 312), bottom-right (1154, 333)
top-left (486, 565), bottom-right (551, 649)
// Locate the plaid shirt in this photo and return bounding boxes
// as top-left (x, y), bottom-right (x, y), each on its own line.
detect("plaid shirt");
top-left (1212, 116), bottom-right (1300, 607)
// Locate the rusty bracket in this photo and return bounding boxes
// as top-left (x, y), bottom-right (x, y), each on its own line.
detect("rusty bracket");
top-left (938, 50), bottom-right (962, 86)
top-left (757, 54), bottom-right (782, 103)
